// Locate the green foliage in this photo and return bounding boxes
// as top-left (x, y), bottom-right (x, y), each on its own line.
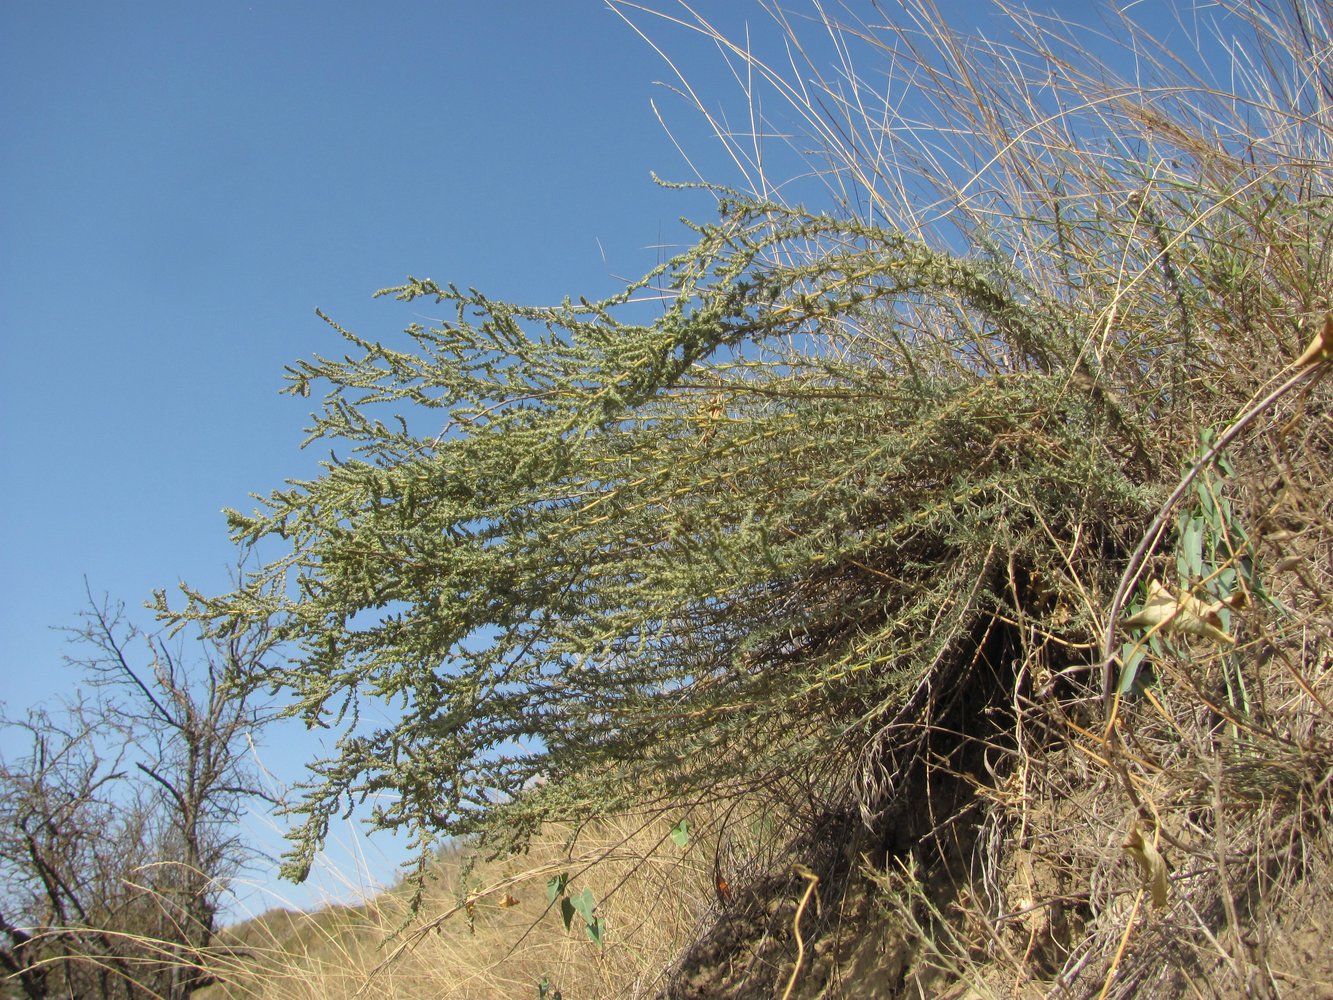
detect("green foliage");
top-left (669, 818), bottom-right (690, 849)
top-left (162, 193), bottom-right (1159, 883)
top-left (548, 873), bottom-right (603, 948)
top-left (1118, 430), bottom-right (1277, 697)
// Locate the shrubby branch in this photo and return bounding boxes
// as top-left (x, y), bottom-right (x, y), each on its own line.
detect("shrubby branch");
top-left (0, 590), bottom-right (277, 999)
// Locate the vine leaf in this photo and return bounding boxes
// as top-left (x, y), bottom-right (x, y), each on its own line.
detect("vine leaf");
top-left (546, 873), bottom-right (568, 905)
top-left (669, 818), bottom-right (690, 848)
top-left (570, 888), bottom-right (596, 926)
top-left (559, 897), bottom-right (576, 933)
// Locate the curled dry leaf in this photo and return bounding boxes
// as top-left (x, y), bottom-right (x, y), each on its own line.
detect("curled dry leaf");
top-left (1123, 819), bottom-right (1170, 910)
top-left (714, 872), bottom-right (733, 904)
top-left (1121, 579), bottom-right (1235, 645)
top-left (1293, 312), bottom-right (1333, 369)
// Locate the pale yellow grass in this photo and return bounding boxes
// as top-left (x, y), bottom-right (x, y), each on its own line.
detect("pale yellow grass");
top-left (200, 806), bottom-right (731, 1000)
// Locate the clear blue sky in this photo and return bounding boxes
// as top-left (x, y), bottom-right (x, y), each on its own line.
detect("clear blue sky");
top-left (3, 0), bottom-right (1190, 917)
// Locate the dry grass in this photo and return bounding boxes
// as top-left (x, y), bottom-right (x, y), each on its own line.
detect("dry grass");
top-left (196, 801), bottom-right (771, 1000)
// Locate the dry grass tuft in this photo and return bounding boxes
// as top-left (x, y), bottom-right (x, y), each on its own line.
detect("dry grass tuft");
top-left (197, 803), bottom-right (764, 999)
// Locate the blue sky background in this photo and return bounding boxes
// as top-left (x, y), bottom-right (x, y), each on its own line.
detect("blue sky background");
top-left (2, 0), bottom-right (1196, 918)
